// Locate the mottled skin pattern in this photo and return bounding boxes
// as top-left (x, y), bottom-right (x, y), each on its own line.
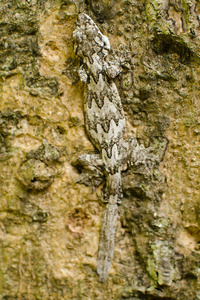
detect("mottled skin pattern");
top-left (73, 14), bottom-right (167, 283)
top-left (73, 13), bottom-right (126, 282)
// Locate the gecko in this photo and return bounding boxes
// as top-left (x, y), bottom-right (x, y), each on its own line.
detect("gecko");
top-left (73, 13), bottom-right (164, 283)
top-left (73, 13), bottom-right (128, 283)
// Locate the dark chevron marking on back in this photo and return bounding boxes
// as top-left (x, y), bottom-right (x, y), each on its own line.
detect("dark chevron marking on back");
top-left (87, 90), bottom-right (104, 109)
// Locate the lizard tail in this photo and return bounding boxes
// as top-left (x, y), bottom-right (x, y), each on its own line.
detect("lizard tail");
top-left (97, 199), bottom-right (118, 283)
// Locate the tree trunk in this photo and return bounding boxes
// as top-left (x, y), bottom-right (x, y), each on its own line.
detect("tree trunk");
top-left (0, 0), bottom-right (199, 299)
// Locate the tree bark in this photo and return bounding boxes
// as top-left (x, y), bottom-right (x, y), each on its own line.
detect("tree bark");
top-left (0, 0), bottom-right (199, 299)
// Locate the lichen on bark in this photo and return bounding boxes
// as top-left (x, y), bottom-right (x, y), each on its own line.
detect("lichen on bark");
top-left (0, 0), bottom-right (199, 299)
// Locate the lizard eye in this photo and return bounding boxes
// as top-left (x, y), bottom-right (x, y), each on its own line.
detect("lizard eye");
top-left (102, 35), bottom-right (110, 50)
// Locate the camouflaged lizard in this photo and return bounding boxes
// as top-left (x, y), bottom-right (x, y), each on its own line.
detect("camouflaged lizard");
top-left (73, 13), bottom-right (163, 283)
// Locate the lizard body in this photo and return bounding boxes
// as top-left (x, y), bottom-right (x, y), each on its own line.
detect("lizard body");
top-left (73, 13), bottom-right (125, 282)
top-left (73, 13), bottom-right (167, 283)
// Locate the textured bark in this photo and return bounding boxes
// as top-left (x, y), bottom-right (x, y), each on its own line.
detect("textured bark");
top-left (0, 0), bottom-right (199, 299)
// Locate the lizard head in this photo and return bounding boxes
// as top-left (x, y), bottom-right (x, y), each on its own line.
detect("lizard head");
top-left (73, 13), bottom-right (110, 61)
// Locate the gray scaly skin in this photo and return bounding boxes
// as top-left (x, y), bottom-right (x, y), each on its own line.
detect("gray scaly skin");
top-left (73, 14), bottom-right (166, 283)
top-left (73, 13), bottom-right (126, 283)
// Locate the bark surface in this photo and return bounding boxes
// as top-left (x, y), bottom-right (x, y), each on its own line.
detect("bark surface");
top-left (0, 0), bottom-right (199, 299)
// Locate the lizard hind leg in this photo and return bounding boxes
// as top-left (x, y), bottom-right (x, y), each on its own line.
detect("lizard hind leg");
top-left (73, 153), bottom-right (104, 187)
top-left (119, 137), bottom-right (139, 171)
